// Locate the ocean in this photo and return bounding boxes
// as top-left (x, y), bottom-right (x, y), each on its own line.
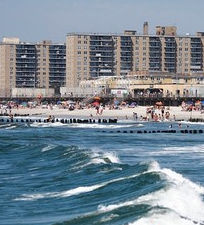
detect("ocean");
top-left (0, 120), bottom-right (204, 225)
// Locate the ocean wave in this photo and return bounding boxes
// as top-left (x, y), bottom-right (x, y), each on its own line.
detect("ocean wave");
top-left (98, 161), bottom-right (204, 224)
top-left (130, 211), bottom-right (199, 225)
top-left (163, 144), bottom-right (204, 154)
top-left (41, 144), bottom-right (57, 152)
top-left (0, 124), bottom-right (11, 128)
top-left (29, 121), bottom-right (143, 129)
top-left (69, 150), bottom-right (122, 172)
top-left (5, 125), bottom-right (17, 130)
top-left (181, 121), bottom-right (204, 125)
top-left (30, 122), bottom-right (67, 128)
top-left (14, 166), bottom-right (149, 201)
top-left (68, 123), bottom-right (134, 129)
top-left (90, 151), bottom-right (121, 164)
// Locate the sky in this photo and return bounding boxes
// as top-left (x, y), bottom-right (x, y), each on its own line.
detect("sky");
top-left (0, 0), bottom-right (203, 43)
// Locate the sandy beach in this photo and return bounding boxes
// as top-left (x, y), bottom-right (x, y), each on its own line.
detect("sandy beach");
top-left (9, 106), bottom-right (204, 121)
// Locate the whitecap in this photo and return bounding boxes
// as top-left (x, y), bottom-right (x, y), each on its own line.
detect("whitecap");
top-left (14, 170), bottom-right (146, 201)
top-left (30, 122), bottom-right (67, 128)
top-left (5, 126), bottom-right (16, 129)
top-left (41, 144), bottom-right (56, 152)
top-left (129, 211), bottom-right (198, 225)
top-left (163, 144), bottom-right (204, 154)
top-left (89, 151), bottom-right (121, 165)
top-left (98, 161), bottom-right (204, 224)
top-left (69, 123), bottom-right (133, 129)
top-left (181, 121), bottom-right (204, 125)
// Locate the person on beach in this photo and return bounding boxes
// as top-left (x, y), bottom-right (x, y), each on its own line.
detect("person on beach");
top-left (133, 112), bottom-right (138, 120)
top-left (96, 106), bottom-right (100, 115)
top-left (47, 115), bottom-right (52, 122)
top-left (99, 105), bottom-right (103, 115)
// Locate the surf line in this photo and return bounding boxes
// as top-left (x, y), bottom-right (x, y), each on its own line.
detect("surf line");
top-left (99, 129), bottom-right (204, 134)
top-left (0, 117), bottom-right (117, 124)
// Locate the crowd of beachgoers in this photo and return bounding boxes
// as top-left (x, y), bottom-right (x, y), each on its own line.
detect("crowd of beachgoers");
top-left (0, 98), bottom-right (204, 122)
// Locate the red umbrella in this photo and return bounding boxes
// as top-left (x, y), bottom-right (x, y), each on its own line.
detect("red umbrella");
top-left (92, 101), bottom-right (100, 106)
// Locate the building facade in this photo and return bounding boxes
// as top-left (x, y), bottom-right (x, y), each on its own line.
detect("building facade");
top-left (0, 38), bottom-right (66, 97)
top-left (66, 25), bottom-right (204, 88)
top-left (1, 24), bottom-right (204, 97)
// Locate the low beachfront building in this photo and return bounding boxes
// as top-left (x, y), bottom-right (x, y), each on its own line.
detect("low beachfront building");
top-left (11, 88), bottom-right (55, 98)
top-left (71, 72), bottom-right (204, 98)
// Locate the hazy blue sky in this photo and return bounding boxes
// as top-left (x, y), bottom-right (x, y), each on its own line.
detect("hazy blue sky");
top-left (0, 0), bottom-right (203, 42)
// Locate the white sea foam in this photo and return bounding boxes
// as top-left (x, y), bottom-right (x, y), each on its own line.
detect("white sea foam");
top-left (72, 151), bottom-right (121, 171)
top-left (30, 122), bottom-right (67, 128)
top-left (100, 214), bottom-right (119, 223)
top-left (14, 168), bottom-right (145, 201)
top-left (0, 124), bottom-right (11, 128)
top-left (181, 121), bottom-right (204, 125)
top-left (14, 160), bottom-right (204, 225)
top-left (41, 144), bottom-right (56, 152)
top-left (89, 151), bottom-right (121, 165)
top-left (98, 161), bottom-right (204, 224)
top-left (163, 144), bottom-right (204, 154)
top-left (14, 184), bottom-right (104, 201)
top-left (5, 126), bottom-right (17, 129)
top-left (129, 211), bottom-right (198, 225)
top-left (69, 123), bottom-right (133, 129)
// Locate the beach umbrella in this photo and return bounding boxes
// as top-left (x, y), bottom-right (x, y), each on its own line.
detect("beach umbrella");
top-left (94, 96), bottom-right (100, 101)
top-left (92, 101), bottom-right (100, 106)
top-left (155, 101), bottom-right (163, 106)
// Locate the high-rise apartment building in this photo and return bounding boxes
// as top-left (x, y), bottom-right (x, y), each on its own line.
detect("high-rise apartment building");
top-left (66, 26), bottom-right (204, 88)
top-left (0, 38), bottom-right (66, 97)
top-left (0, 24), bottom-right (204, 97)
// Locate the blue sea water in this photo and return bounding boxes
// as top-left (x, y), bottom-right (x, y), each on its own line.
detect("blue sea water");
top-left (0, 120), bottom-right (204, 225)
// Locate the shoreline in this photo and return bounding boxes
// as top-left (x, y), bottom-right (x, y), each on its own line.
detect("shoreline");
top-left (5, 106), bottom-right (204, 122)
